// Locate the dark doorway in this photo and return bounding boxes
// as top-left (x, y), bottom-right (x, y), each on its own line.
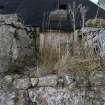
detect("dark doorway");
top-left (59, 4), bottom-right (67, 10)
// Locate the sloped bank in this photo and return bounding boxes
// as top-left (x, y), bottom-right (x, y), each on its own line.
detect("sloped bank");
top-left (0, 70), bottom-right (105, 105)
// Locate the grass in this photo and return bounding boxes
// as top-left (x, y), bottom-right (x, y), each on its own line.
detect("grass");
top-left (54, 55), bottom-right (100, 72)
top-left (38, 46), bottom-right (101, 75)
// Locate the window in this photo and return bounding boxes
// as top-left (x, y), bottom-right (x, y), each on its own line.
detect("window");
top-left (0, 5), bottom-right (4, 9)
top-left (59, 4), bottom-right (67, 10)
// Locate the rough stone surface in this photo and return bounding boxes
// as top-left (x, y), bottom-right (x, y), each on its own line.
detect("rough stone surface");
top-left (90, 71), bottom-right (105, 86)
top-left (0, 14), bottom-right (32, 73)
top-left (64, 75), bottom-right (75, 86)
top-left (15, 90), bottom-right (29, 105)
top-left (0, 75), bottom-right (13, 90)
top-left (38, 75), bottom-right (58, 87)
top-left (0, 90), bottom-right (15, 105)
top-left (0, 71), bottom-right (105, 105)
top-left (13, 77), bottom-right (31, 89)
top-left (31, 78), bottom-right (38, 87)
top-left (28, 87), bottom-right (85, 105)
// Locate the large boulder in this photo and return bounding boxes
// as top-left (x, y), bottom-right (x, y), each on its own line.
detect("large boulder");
top-left (0, 14), bottom-right (32, 73)
top-left (28, 87), bottom-right (86, 105)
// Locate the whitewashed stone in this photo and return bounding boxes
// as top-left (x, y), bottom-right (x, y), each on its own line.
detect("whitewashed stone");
top-left (38, 75), bottom-right (57, 87)
top-left (31, 78), bottom-right (38, 87)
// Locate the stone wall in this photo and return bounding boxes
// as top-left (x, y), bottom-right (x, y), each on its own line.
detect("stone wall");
top-left (0, 14), bottom-right (32, 73)
top-left (0, 70), bottom-right (105, 105)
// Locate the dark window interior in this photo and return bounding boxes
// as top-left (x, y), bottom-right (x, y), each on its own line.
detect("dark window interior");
top-left (59, 4), bottom-right (67, 10)
top-left (0, 5), bottom-right (4, 9)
